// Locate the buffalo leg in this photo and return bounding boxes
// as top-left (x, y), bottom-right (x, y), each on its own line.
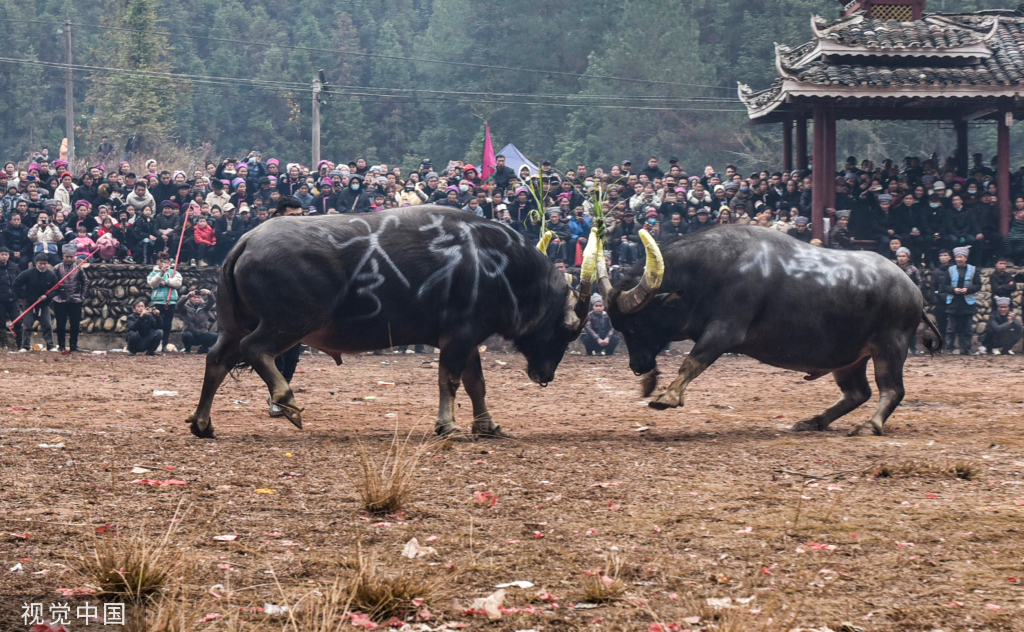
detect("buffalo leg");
top-left (240, 326), bottom-right (305, 429)
top-left (849, 346), bottom-right (906, 437)
top-left (462, 348), bottom-right (507, 438)
top-left (792, 358), bottom-right (871, 432)
top-left (186, 334), bottom-right (243, 438)
top-left (648, 322), bottom-right (738, 410)
top-left (436, 336), bottom-right (474, 437)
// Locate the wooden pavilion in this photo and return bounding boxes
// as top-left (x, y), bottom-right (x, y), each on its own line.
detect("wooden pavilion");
top-left (738, 0), bottom-right (1024, 240)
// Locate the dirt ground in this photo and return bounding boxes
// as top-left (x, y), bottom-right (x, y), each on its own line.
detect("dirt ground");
top-left (2, 349), bottom-right (1024, 631)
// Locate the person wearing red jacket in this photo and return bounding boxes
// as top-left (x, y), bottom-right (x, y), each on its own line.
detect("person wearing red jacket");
top-left (190, 216), bottom-right (216, 266)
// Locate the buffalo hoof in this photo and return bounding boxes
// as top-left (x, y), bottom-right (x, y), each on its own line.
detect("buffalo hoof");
top-left (275, 401), bottom-right (303, 429)
top-left (188, 417), bottom-right (215, 439)
top-left (473, 423), bottom-right (510, 439)
top-left (847, 422), bottom-right (883, 437)
top-left (648, 391), bottom-right (682, 410)
top-left (791, 417), bottom-right (826, 432)
top-left (435, 423), bottom-right (468, 439)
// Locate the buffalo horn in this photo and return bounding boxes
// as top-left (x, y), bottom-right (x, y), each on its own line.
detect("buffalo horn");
top-left (537, 229), bottom-right (554, 254)
top-left (616, 230), bottom-right (664, 314)
top-left (573, 227), bottom-right (601, 322)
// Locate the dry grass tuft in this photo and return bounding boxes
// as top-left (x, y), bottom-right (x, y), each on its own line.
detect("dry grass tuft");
top-left (868, 459), bottom-right (980, 480)
top-left (77, 526), bottom-right (179, 602)
top-left (343, 548), bottom-right (441, 622)
top-left (951, 460), bottom-right (980, 480)
top-left (581, 557), bottom-right (626, 603)
top-left (284, 576), bottom-right (351, 632)
top-left (348, 428), bottom-right (434, 514)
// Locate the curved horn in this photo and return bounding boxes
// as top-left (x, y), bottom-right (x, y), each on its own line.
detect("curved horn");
top-left (572, 227), bottom-right (601, 323)
top-left (537, 229), bottom-right (554, 254)
top-left (616, 230), bottom-right (664, 314)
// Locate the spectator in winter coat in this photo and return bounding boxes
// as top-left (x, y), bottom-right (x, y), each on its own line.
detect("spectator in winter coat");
top-left (658, 211), bottom-right (688, 247)
top-left (213, 205), bottom-right (245, 263)
top-left (53, 172), bottom-right (77, 208)
top-left (787, 216), bottom-right (813, 243)
top-left (52, 243), bottom-right (88, 352)
top-left (989, 258), bottom-right (1019, 309)
top-left (70, 225), bottom-right (96, 259)
top-left (0, 248), bottom-right (22, 348)
top-left (829, 210), bottom-right (855, 250)
top-left (154, 201), bottom-right (182, 254)
top-left (14, 254), bottom-right (57, 351)
top-left (126, 299), bottom-right (162, 355)
top-left (190, 216), bottom-right (216, 266)
top-left (545, 210), bottom-right (572, 261)
top-left (583, 296), bottom-right (618, 356)
top-left (568, 208), bottom-right (591, 265)
top-left (95, 218), bottom-right (122, 262)
top-left (128, 206), bottom-right (157, 263)
top-left (28, 210), bottom-right (64, 266)
top-left (610, 211), bottom-right (642, 265)
top-left (333, 174), bottom-right (372, 213)
top-left (207, 179), bottom-right (231, 211)
top-left (491, 155), bottom-right (515, 191)
top-left (942, 246), bottom-right (981, 354)
top-left (294, 182), bottom-right (315, 209)
top-left (981, 297), bottom-right (1022, 354)
top-left (147, 253), bottom-right (183, 351)
top-left (1, 213), bottom-right (31, 269)
top-left (176, 289), bottom-right (217, 353)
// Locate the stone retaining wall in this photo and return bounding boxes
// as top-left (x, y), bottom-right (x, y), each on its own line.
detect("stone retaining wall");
top-left (78, 263), bottom-right (220, 335)
top-left (24, 263), bottom-right (1024, 351)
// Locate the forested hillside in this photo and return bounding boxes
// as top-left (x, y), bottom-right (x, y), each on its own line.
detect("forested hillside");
top-left (0, 0), bottom-right (1018, 171)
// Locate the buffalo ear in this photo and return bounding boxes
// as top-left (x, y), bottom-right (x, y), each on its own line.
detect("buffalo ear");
top-left (654, 292), bottom-right (682, 307)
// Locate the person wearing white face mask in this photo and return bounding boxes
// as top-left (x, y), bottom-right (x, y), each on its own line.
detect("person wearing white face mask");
top-left (922, 189), bottom-right (952, 266)
top-left (334, 174), bottom-right (371, 214)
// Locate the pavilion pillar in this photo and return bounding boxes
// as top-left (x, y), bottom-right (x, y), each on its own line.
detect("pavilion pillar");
top-left (796, 114), bottom-right (808, 173)
top-left (823, 108), bottom-right (836, 216)
top-left (997, 108), bottom-right (1011, 235)
top-left (811, 104), bottom-right (828, 241)
top-left (954, 119), bottom-right (969, 177)
top-left (782, 117), bottom-right (793, 173)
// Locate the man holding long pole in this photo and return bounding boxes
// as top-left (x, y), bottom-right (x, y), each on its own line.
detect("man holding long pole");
top-left (147, 252), bottom-right (183, 353)
top-left (14, 255), bottom-right (59, 352)
top-left (52, 243), bottom-right (89, 352)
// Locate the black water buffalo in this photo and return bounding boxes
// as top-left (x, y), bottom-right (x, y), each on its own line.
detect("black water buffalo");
top-left (598, 225), bottom-right (941, 436)
top-left (186, 207), bottom-right (595, 438)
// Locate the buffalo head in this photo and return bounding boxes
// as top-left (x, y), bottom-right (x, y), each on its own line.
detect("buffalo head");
top-left (598, 231), bottom-right (679, 387)
top-left (517, 228), bottom-right (600, 386)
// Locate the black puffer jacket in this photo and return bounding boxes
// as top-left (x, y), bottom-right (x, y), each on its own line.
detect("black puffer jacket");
top-left (0, 260), bottom-right (18, 302)
top-left (14, 266), bottom-right (58, 304)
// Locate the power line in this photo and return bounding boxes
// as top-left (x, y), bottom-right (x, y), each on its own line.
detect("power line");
top-left (67, 20), bottom-right (735, 92)
top-left (0, 57), bottom-right (747, 112)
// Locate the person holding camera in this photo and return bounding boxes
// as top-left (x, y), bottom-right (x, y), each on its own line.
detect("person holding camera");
top-left (176, 289), bottom-right (217, 353)
top-left (28, 210), bottom-right (63, 266)
top-left (126, 299), bottom-right (162, 355)
top-left (146, 252), bottom-right (182, 352)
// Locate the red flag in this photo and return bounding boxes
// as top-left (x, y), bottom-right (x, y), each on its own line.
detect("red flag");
top-left (482, 123), bottom-right (496, 181)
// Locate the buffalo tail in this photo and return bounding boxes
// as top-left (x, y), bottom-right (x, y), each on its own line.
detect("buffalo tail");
top-left (920, 308), bottom-right (943, 356)
top-left (217, 238), bottom-right (255, 376)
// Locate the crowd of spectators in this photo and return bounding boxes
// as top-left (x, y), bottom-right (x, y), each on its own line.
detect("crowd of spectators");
top-left (0, 146), bottom-right (1022, 355)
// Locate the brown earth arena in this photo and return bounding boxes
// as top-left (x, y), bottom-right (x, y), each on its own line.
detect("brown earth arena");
top-left (1, 351), bottom-right (1023, 631)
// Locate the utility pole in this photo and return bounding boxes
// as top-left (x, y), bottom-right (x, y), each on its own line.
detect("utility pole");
top-left (311, 75), bottom-right (321, 169)
top-left (64, 12), bottom-right (75, 169)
